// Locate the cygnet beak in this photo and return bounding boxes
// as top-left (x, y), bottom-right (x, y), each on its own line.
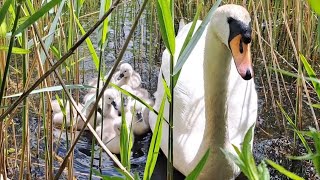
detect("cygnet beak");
top-left (136, 112), bottom-right (143, 122)
top-left (111, 101), bottom-right (118, 110)
top-left (117, 73), bottom-right (124, 80)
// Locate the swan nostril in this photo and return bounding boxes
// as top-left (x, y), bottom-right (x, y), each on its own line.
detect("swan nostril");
top-left (243, 69), bottom-right (252, 80)
top-left (242, 32), bottom-right (251, 44)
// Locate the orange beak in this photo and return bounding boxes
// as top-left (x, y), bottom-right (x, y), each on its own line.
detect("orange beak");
top-left (229, 34), bottom-right (253, 80)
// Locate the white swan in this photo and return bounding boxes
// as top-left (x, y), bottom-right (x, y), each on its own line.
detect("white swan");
top-left (96, 118), bottom-right (122, 154)
top-left (119, 85), bottom-right (154, 135)
top-left (131, 101), bottom-right (152, 135)
top-left (113, 63), bottom-right (141, 89)
top-left (51, 99), bottom-right (83, 128)
top-left (102, 88), bottom-right (121, 118)
top-left (149, 4), bottom-right (257, 179)
top-left (97, 104), bottom-right (134, 154)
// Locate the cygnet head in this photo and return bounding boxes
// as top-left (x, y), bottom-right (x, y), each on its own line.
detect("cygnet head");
top-left (117, 63), bottom-right (133, 80)
top-left (209, 4), bottom-right (253, 80)
top-left (104, 88), bottom-right (119, 110)
top-left (116, 85), bottom-right (136, 115)
top-left (132, 101), bottom-right (144, 122)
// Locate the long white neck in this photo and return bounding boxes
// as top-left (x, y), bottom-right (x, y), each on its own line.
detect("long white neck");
top-left (201, 28), bottom-right (234, 178)
top-left (204, 31), bottom-right (231, 146)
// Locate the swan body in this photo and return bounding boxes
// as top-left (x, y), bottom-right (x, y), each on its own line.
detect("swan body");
top-left (149, 4), bottom-right (257, 179)
top-left (131, 101), bottom-right (152, 135)
top-left (120, 85), bottom-right (154, 135)
top-left (51, 99), bottom-right (83, 128)
top-left (97, 108), bottom-right (134, 154)
top-left (113, 63), bottom-right (141, 89)
top-left (96, 118), bottom-right (122, 154)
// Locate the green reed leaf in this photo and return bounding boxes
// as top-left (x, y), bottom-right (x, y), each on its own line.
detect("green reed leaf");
top-left (266, 159), bottom-right (304, 180)
top-left (120, 95), bottom-right (131, 170)
top-left (143, 92), bottom-right (166, 180)
top-left (185, 149), bottom-right (210, 180)
top-left (0, 0), bottom-right (13, 26)
top-left (173, 1), bottom-right (203, 87)
top-left (173, 0), bottom-right (222, 75)
top-left (98, 0), bottom-right (112, 49)
top-left (156, 0), bottom-right (175, 55)
top-left (307, 0), bottom-right (320, 15)
top-left (4, 84), bottom-right (90, 98)
top-left (40, 0), bottom-right (66, 64)
top-left (0, 46), bottom-right (30, 54)
top-left (74, 15), bottom-right (100, 70)
top-left (300, 53), bottom-right (320, 99)
top-left (14, 0), bottom-right (62, 35)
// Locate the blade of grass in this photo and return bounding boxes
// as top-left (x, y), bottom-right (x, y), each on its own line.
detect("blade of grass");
top-left (0, 3), bottom-right (21, 111)
top-left (299, 53), bottom-right (320, 99)
top-left (0, 46), bottom-right (30, 54)
top-left (120, 95), bottom-right (130, 170)
top-left (265, 159), bottom-right (304, 180)
top-left (39, 0), bottom-right (66, 64)
top-left (14, 0), bottom-right (62, 36)
top-left (156, 0), bottom-right (175, 55)
top-left (74, 14), bottom-right (99, 70)
top-left (3, 84), bottom-right (91, 98)
top-left (173, 1), bottom-right (203, 87)
top-left (242, 124), bottom-right (258, 179)
top-left (173, 0), bottom-right (222, 75)
top-left (143, 92), bottom-right (166, 180)
top-left (185, 149), bottom-right (210, 180)
top-left (0, 0), bottom-right (13, 25)
top-left (307, 0), bottom-right (320, 15)
top-left (98, 0), bottom-right (112, 50)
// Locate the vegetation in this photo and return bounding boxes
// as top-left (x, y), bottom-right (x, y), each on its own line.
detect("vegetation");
top-left (0, 0), bottom-right (319, 179)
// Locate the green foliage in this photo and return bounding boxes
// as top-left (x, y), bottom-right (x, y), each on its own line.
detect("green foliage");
top-left (222, 124), bottom-right (270, 180)
top-left (0, 0), bottom-right (13, 25)
top-left (3, 84), bottom-right (91, 98)
top-left (185, 149), bottom-right (210, 180)
top-left (98, 0), bottom-right (112, 49)
top-left (39, 0), bottom-right (66, 64)
top-left (74, 15), bottom-right (100, 70)
top-left (156, 0), bottom-right (175, 55)
top-left (265, 160), bottom-right (304, 180)
top-left (0, 46), bottom-right (30, 54)
top-left (173, 2), bottom-right (203, 87)
top-left (173, 0), bottom-right (222, 76)
top-left (307, 0), bottom-right (320, 15)
top-left (143, 93), bottom-right (167, 180)
top-left (120, 94), bottom-right (133, 170)
top-left (14, 0), bottom-right (62, 35)
top-left (299, 54), bottom-right (320, 99)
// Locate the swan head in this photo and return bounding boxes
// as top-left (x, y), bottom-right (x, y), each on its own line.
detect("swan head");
top-left (104, 88), bottom-right (119, 110)
top-left (117, 63), bottom-right (133, 80)
top-left (210, 4), bottom-right (253, 80)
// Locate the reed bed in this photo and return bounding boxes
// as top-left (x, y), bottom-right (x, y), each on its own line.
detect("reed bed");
top-left (0, 0), bottom-right (319, 179)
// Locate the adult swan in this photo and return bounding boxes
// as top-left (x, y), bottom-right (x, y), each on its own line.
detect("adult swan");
top-left (149, 4), bottom-right (257, 179)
